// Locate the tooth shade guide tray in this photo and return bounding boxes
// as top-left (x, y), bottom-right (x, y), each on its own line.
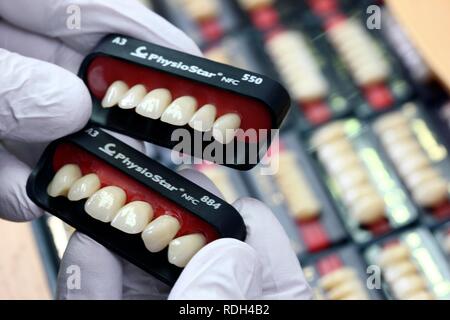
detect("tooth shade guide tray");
top-left (27, 130), bottom-right (246, 285)
top-left (79, 35), bottom-right (290, 170)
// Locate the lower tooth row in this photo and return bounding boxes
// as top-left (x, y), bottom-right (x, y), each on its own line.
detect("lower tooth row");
top-left (47, 164), bottom-right (206, 267)
top-left (101, 81), bottom-right (241, 144)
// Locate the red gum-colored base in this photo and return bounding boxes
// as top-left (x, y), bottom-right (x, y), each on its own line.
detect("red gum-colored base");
top-left (363, 83), bottom-right (394, 110)
top-left (52, 143), bottom-right (219, 243)
top-left (302, 100), bottom-right (332, 125)
top-left (200, 19), bottom-right (223, 42)
top-left (86, 56), bottom-right (272, 143)
top-left (308, 0), bottom-right (339, 16)
top-left (317, 254), bottom-right (342, 276)
top-left (250, 6), bottom-right (280, 31)
top-left (432, 200), bottom-right (450, 220)
top-left (367, 217), bottom-right (391, 236)
top-left (297, 219), bottom-right (331, 252)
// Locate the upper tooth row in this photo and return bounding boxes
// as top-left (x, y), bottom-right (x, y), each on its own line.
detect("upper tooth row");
top-left (311, 121), bottom-right (386, 226)
top-left (318, 267), bottom-right (369, 300)
top-left (326, 19), bottom-right (391, 86)
top-left (373, 110), bottom-right (449, 208)
top-left (47, 164), bottom-right (206, 268)
top-left (101, 81), bottom-right (241, 144)
top-left (376, 243), bottom-right (434, 300)
top-left (266, 30), bottom-right (329, 102)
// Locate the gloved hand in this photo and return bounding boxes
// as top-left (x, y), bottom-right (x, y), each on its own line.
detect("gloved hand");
top-left (0, 0), bottom-right (201, 222)
top-left (57, 169), bottom-right (312, 300)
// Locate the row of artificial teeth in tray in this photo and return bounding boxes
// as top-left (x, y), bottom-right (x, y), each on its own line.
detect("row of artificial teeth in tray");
top-left (376, 243), bottom-right (435, 299)
top-left (311, 121), bottom-right (386, 226)
top-left (47, 164), bottom-right (206, 268)
top-left (101, 80), bottom-right (242, 144)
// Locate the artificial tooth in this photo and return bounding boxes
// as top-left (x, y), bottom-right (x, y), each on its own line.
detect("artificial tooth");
top-left (405, 168), bottom-right (440, 189)
top-left (101, 81), bottom-right (129, 108)
top-left (161, 96), bottom-right (198, 126)
top-left (136, 88), bottom-right (172, 119)
top-left (212, 113), bottom-right (241, 144)
top-left (412, 177), bottom-right (449, 208)
top-left (111, 201), bottom-right (154, 234)
top-left (67, 173), bottom-right (101, 201)
top-left (392, 275), bottom-right (427, 299)
top-left (319, 268), bottom-right (357, 291)
top-left (444, 234), bottom-right (450, 254)
top-left (310, 121), bottom-right (346, 148)
top-left (342, 184), bottom-right (377, 206)
top-left (118, 84), bottom-right (147, 109)
top-left (168, 233), bottom-right (206, 268)
top-left (47, 164), bottom-right (82, 198)
top-left (326, 281), bottom-right (365, 300)
top-left (383, 261), bottom-right (417, 284)
top-left (373, 111), bottom-right (408, 134)
top-left (377, 243), bottom-right (410, 268)
top-left (188, 104), bottom-right (217, 132)
top-left (336, 167), bottom-right (368, 190)
top-left (350, 194), bottom-right (385, 225)
top-left (406, 291), bottom-right (434, 300)
top-left (141, 215), bottom-right (181, 252)
top-left (84, 186), bottom-right (127, 223)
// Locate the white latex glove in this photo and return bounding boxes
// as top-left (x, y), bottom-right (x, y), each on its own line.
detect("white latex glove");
top-left (57, 169), bottom-right (312, 300)
top-left (0, 0), bottom-right (201, 222)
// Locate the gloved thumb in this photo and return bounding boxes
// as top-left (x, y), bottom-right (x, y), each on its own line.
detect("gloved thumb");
top-left (168, 238), bottom-right (263, 300)
top-left (0, 49), bottom-right (91, 221)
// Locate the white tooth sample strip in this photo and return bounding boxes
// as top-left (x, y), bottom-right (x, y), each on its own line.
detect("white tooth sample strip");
top-left (265, 31), bottom-right (329, 102)
top-left (326, 19), bottom-right (391, 87)
top-left (47, 164), bottom-right (207, 267)
top-left (101, 81), bottom-right (241, 144)
top-left (374, 110), bottom-right (449, 208)
top-left (318, 267), bottom-right (369, 300)
top-left (311, 121), bottom-right (386, 226)
top-left (375, 243), bottom-right (434, 300)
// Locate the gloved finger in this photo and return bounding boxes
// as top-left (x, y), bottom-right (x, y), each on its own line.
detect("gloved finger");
top-left (57, 232), bottom-right (123, 300)
top-left (0, 146), bottom-right (43, 221)
top-left (0, 49), bottom-right (91, 143)
top-left (169, 239), bottom-right (263, 300)
top-left (0, 0), bottom-right (201, 56)
top-left (0, 20), bottom-right (84, 73)
top-left (232, 197), bottom-right (313, 299)
top-left (116, 168), bottom-right (224, 300)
